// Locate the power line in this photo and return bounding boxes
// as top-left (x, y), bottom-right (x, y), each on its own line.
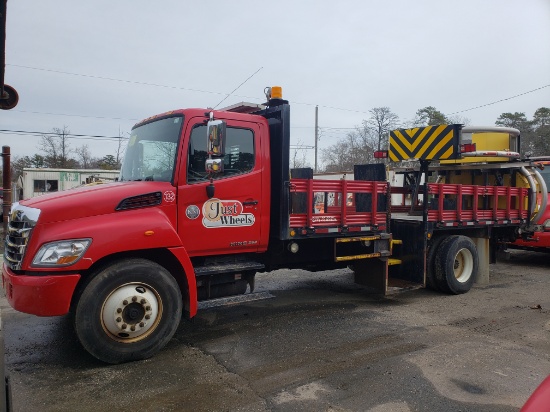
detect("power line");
top-left (8, 64), bottom-right (550, 126)
top-left (294, 100), bottom-right (370, 115)
top-left (11, 109), bottom-right (140, 122)
top-left (8, 64), bottom-right (369, 114)
top-left (321, 126), bottom-right (357, 130)
top-left (0, 129), bottom-right (128, 141)
top-left (448, 84), bottom-right (550, 115)
top-left (8, 64), bottom-right (245, 98)
top-left (213, 67), bottom-right (263, 109)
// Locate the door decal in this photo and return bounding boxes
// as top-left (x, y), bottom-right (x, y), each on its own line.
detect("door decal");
top-left (202, 198), bottom-right (255, 228)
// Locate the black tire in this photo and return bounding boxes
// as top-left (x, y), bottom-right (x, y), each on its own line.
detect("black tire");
top-left (74, 258), bottom-right (182, 364)
top-left (434, 235), bottom-right (478, 294)
top-left (426, 236), bottom-right (446, 291)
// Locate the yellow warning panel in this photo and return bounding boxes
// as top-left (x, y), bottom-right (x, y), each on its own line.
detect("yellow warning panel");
top-left (389, 125), bottom-right (460, 162)
top-left (441, 131), bottom-right (514, 164)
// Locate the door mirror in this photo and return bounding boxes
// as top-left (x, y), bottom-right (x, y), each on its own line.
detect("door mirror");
top-left (205, 158), bottom-right (224, 174)
top-left (206, 119), bottom-right (226, 158)
top-left (205, 119), bottom-right (226, 175)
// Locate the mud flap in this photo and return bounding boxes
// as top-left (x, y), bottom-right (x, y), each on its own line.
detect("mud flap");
top-left (352, 257), bottom-right (389, 294)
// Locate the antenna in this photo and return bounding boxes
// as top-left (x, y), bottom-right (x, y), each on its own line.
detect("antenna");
top-left (212, 67), bottom-right (263, 109)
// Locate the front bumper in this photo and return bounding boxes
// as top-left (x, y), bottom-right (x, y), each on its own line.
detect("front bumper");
top-left (2, 262), bottom-right (80, 316)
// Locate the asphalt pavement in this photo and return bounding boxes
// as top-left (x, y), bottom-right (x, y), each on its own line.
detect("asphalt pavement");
top-left (1, 250), bottom-right (549, 412)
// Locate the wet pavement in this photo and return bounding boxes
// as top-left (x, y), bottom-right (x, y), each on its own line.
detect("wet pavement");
top-left (2, 250), bottom-right (550, 411)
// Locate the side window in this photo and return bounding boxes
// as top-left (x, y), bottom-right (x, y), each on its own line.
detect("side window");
top-left (187, 124), bottom-right (255, 183)
top-left (33, 179), bottom-right (58, 194)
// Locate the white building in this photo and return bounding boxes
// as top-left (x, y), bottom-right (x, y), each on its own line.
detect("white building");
top-left (17, 168), bottom-right (120, 201)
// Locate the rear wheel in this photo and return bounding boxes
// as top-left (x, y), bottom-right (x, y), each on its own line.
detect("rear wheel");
top-left (426, 236), bottom-right (446, 291)
top-left (434, 235), bottom-right (478, 294)
top-left (75, 259), bottom-right (182, 364)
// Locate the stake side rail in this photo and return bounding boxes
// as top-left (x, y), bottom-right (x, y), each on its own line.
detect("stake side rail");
top-left (289, 178), bottom-right (389, 236)
top-left (391, 183), bottom-right (529, 226)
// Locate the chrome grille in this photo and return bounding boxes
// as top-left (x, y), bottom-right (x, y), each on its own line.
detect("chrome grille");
top-left (4, 203), bottom-right (40, 271)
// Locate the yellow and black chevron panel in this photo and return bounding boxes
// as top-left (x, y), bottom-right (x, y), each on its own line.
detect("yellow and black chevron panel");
top-left (389, 124), bottom-right (461, 162)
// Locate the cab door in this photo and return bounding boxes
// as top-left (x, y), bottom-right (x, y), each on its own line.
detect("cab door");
top-left (178, 117), bottom-right (264, 256)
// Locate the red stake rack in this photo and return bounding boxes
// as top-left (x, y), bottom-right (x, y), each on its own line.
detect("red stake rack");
top-left (289, 178), bottom-right (388, 234)
top-left (426, 183), bottom-right (528, 225)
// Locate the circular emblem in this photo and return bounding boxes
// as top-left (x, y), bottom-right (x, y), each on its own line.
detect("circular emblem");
top-left (186, 205), bottom-right (200, 220)
top-left (163, 191), bottom-right (176, 202)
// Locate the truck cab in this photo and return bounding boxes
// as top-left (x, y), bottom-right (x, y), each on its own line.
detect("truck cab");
top-left (121, 109), bottom-right (271, 257)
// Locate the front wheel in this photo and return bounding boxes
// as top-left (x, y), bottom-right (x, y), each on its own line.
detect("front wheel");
top-left (75, 259), bottom-right (182, 364)
top-left (434, 235), bottom-right (478, 294)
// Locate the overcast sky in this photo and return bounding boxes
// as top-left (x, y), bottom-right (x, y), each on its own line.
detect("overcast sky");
top-left (2, 0), bottom-right (549, 167)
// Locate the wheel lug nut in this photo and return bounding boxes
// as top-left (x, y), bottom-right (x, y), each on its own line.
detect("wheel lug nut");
top-left (145, 315), bottom-right (151, 320)
top-left (116, 308), bottom-right (122, 313)
top-left (123, 300), bottom-right (128, 306)
top-left (139, 322), bottom-right (144, 327)
top-left (130, 326), bottom-right (136, 331)
top-left (146, 306), bottom-right (151, 311)
top-left (132, 296), bottom-right (137, 302)
top-left (122, 324), bottom-right (127, 329)
top-left (116, 317), bottom-right (122, 322)
top-left (140, 299), bottom-right (146, 304)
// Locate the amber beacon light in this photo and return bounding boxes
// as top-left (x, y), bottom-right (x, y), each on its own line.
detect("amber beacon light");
top-left (270, 86), bottom-right (283, 99)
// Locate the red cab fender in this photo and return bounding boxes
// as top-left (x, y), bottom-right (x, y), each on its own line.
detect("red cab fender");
top-left (168, 246), bottom-right (198, 318)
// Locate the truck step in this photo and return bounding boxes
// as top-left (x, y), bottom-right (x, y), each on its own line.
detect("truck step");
top-left (198, 291), bottom-right (275, 309)
top-left (194, 261), bottom-right (265, 276)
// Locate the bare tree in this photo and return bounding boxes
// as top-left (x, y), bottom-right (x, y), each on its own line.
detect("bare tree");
top-left (447, 114), bottom-right (470, 126)
top-left (321, 128), bottom-right (375, 172)
top-left (115, 128), bottom-right (127, 165)
top-left (290, 140), bottom-right (312, 169)
top-left (39, 126), bottom-right (76, 168)
top-left (365, 107), bottom-right (400, 152)
top-left (75, 144), bottom-right (93, 168)
top-left (321, 137), bottom-right (354, 172)
top-left (320, 116), bottom-right (393, 172)
top-left (318, 107), bottom-right (399, 172)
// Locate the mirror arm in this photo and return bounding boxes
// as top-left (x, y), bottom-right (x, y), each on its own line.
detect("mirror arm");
top-left (206, 179), bottom-right (215, 199)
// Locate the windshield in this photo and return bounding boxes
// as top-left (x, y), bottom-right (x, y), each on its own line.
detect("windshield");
top-left (120, 116), bottom-right (183, 182)
top-left (540, 166), bottom-right (550, 191)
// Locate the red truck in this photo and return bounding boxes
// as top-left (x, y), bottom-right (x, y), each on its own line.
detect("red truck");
top-left (2, 87), bottom-right (545, 363)
top-left (509, 159), bottom-right (550, 252)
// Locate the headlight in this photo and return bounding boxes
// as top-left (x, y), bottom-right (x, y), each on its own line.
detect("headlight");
top-left (32, 239), bottom-right (91, 267)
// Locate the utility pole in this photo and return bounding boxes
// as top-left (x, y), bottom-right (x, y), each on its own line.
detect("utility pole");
top-left (314, 105), bottom-right (318, 172)
top-left (2, 146), bottom-right (11, 235)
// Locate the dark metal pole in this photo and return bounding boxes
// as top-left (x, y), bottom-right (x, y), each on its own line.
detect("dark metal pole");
top-left (2, 146), bottom-right (10, 236)
top-left (314, 106), bottom-right (318, 173)
top-left (1, 0), bottom-right (7, 94)
top-left (0, 0), bottom-right (18, 110)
